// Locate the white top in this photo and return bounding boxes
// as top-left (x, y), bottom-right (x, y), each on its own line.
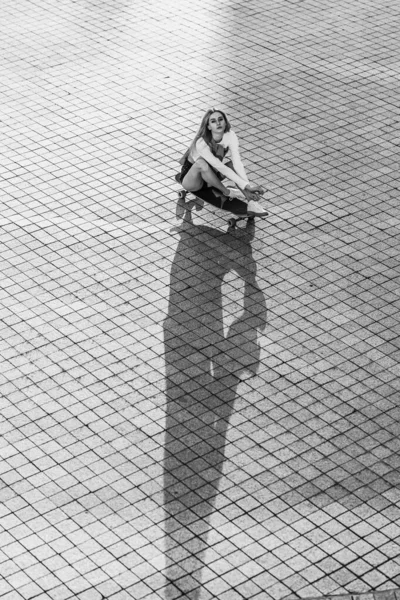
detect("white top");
top-left (189, 130), bottom-right (249, 190)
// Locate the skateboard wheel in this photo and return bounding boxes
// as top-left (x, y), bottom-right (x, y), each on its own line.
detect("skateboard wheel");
top-left (228, 218), bottom-right (237, 229)
top-left (178, 190), bottom-right (186, 200)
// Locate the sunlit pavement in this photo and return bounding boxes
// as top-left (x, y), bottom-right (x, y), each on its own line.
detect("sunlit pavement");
top-left (1, 0), bottom-right (400, 599)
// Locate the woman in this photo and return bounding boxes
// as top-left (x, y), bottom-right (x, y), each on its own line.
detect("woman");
top-left (178, 108), bottom-right (268, 216)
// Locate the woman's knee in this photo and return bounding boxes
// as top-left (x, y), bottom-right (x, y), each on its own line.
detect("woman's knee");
top-left (195, 158), bottom-right (210, 173)
top-left (182, 158), bottom-right (211, 190)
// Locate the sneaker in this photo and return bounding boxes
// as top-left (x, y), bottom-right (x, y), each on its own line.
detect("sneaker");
top-left (247, 200), bottom-right (268, 216)
top-left (228, 188), bottom-right (244, 199)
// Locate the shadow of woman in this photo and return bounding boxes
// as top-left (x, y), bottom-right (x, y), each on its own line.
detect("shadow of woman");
top-left (163, 219), bottom-right (267, 599)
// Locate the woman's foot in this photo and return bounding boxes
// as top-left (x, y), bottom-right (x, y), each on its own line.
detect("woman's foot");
top-left (228, 188), bottom-right (244, 199)
top-left (247, 200), bottom-right (268, 216)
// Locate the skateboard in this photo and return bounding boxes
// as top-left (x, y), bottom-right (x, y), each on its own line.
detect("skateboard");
top-left (176, 181), bottom-right (267, 230)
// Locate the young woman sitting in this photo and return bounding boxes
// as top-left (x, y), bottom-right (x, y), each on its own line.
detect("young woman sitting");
top-left (177, 108), bottom-right (268, 216)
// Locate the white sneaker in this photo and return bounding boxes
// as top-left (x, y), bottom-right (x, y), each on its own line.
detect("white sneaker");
top-left (228, 188), bottom-right (244, 199)
top-left (247, 200), bottom-right (268, 216)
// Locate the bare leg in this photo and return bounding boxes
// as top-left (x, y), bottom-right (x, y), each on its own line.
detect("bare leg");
top-left (182, 158), bottom-right (231, 195)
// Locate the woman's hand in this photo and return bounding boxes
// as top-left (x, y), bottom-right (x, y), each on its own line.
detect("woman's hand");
top-left (244, 184), bottom-right (265, 201)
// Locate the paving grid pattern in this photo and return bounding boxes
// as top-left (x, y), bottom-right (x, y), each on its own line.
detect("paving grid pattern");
top-left (0, 0), bottom-right (400, 599)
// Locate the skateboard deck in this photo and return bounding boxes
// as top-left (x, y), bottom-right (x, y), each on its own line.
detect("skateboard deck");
top-left (184, 185), bottom-right (249, 216)
top-left (176, 184), bottom-right (268, 229)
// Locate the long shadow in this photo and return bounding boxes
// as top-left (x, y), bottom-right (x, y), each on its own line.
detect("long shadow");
top-left (163, 217), bottom-right (267, 599)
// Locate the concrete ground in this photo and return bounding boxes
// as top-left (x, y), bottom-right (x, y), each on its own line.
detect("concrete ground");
top-left (0, 0), bottom-right (399, 599)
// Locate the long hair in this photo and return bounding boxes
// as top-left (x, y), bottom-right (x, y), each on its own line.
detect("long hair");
top-left (180, 108), bottom-right (231, 164)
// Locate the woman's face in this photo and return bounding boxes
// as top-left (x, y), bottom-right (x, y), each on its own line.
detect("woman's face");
top-left (208, 112), bottom-right (226, 138)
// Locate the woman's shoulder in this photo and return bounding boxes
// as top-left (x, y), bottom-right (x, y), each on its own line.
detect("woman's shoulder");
top-left (195, 137), bottom-right (208, 150)
top-left (223, 130), bottom-right (239, 144)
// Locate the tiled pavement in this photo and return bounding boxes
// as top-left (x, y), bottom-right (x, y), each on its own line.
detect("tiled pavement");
top-left (0, 0), bottom-right (400, 599)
